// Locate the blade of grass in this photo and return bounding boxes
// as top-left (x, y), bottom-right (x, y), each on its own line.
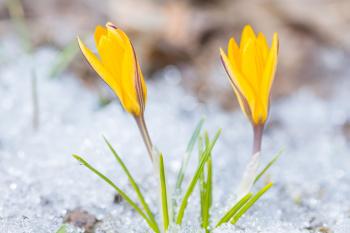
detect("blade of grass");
top-left (203, 157), bottom-right (212, 231)
top-left (199, 135), bottom-right (205, 219)
top-left (198, 136), bottom-right (205, 222)
top-left (172, 119), bottom-right (205, 222)
top-left (55, 224), bottom-right (67, 233)
top-left (49, 40), bottom-right (79, 78)
top-left (175, 118), bottom-right (205, 191)
top-left (200, 133), bottom-right (212, 231)
top-left (103, 137), bottom-right (159, 232)
top-left (215, 193), bottom-right (252, 227)
top-left (254, 150), bottom-right (282, 184)
top-left (159, 153), bottom-right (169, 231)
top-left (231, 182), bottom-right (273, 224)
top-left (72, 154), bottom-right (159, 233)
top-left (176, 129), bottom-right (221, 225)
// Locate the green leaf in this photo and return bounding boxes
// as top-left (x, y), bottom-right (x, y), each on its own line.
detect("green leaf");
top-left (202, 157), bottom-right (212, 232)
top-left (175, 118), bottom-right (205, 191)
top-left (56, 224), bottom-right (67, 233)
top-left (176, 129), bottom-right (221, 225)
top-left (254, 150), bottom-right (283, 184)
top-left (103, 137), bottom-right (159, 232)
top-left (49, 40), bottom-right (79, 78)
top-left (230, 182), bottom-right (273, 224)
top-left (72, 154), bottom-right (159, 233)
top-left (199, 133), bottom-right (212, 232)
top-left (215, 193), bottom-right (253, 227)
top-left (199, 136), bottom-right (205, 220)
top-left (159, 154), bottom-right (170, 231)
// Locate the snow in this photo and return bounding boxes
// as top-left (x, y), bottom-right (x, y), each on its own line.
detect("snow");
top-left (1, 40), bottom-right (350, 233)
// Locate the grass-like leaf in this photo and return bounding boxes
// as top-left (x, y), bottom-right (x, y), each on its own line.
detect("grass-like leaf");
top-left (215, 192), bottom-right (253, 227)
top-left (159, 153), bottom-right (169, 231)
top-left (230, 182), bottom-right (273, 224)
top-left (103, 137), bottom-right (159, 232)
top-left (176, 129), bottom-right (221, 225)
top-left (254, 150), bottom-right (282, 184)
top-left (199, 136), bottom-right (205, 220)
top-left (175, 118), bottom-right (205, 191)
top-left (55, 224), bottom-right (67, 233)
top-left (72, 154), bottom-right (159, 233)
top-left (199, 133), bottom-right (212, 232)
top-left (202, 157), bottom-right (212, 232)
top-left (49, 40), bottom-right (79, 78)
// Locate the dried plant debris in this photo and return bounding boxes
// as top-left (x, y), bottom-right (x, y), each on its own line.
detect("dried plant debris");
top-left (63, 209), bottom-right (98, 233)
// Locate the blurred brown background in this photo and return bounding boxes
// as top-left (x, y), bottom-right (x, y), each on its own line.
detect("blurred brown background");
top-left (1, 0), bottom-right (350, 110)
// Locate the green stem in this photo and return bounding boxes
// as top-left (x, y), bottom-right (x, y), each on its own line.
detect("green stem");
top-left (159, 154), bottom-right (169, 231)
top-left (252, 124), bottom-right (264, 155)
top-left (134, 114), bottom-right (154, 161)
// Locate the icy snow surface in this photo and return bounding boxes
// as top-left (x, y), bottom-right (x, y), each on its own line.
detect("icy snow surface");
top-left (1, 42), bottom-right (350, 233)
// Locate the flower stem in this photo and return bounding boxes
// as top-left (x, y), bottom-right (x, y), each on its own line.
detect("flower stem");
top-left (134, 114), bottom-right (154, 162)
top-left (252, 124), bottom-right (264, 155)
top-left (236, 124), bottom-right (264, 199)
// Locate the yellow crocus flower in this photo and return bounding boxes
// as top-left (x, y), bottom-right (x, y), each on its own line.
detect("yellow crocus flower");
top-left (78, 22), bottom-right (147, 117)
top-left (220, 25), bottom-right (279, 125)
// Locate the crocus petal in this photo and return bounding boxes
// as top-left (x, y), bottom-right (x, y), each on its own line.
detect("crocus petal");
top-left (251, 97), bottom-right (267, 124)
top-left (241, 39), bottom-right (260, 89)
top-left (220, 48), bottom-right (256, 120)
top-left (261, 33), bottom-right (279, 106)
top-left (106, 22), bottom-right (129, 44)
top-left (97, 36), bottom-right (123, 77)
top-left (256, 32), bottom-right (268, 62)
top-left (119, 39), bottom-right (141, 115)
top-left (138, 64), bottom-right (147, 103)
top-left (94, 25), bottom-right (107, 46)
top-left (78, 37), bottom-right (126, 105)
top-left (106, 24), bottom-right (125, 46)
top-left (228, 37), bottom-right (241, 68)
top-left (240, 25), bottom-right (256, 49)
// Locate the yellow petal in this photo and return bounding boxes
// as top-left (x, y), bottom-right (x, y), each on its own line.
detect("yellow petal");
top-left (251, 98), bottom-right (267, 124)
top-left (106, 26), bottom-right (125, 46)
top-left (262, 33), bottom-right (278, 101)
top-left (120, 39), bottom-right (141, 115)
top-left (97, 35), bottom-right (124, 79)
top-left (240, 25), bottom-right (256, 48)
top-left (94, 25), bottom-right (107, 46)
top-left (137, 60), bottom-right (147, 104)
top-left (220, 48), bottom-right (256, 119)
top-left (260, 32), bottom-right (278, 119)
top-left (77, 37), bottom-right (123, 103)
top-left (241, 39), bottom-right (261, 89)
top-left (228, 37), bottom-right (241, 68)
top-left (105, 24), bottom-right (145, 115)
top-left (256, 32), bottom-right (268, 62)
